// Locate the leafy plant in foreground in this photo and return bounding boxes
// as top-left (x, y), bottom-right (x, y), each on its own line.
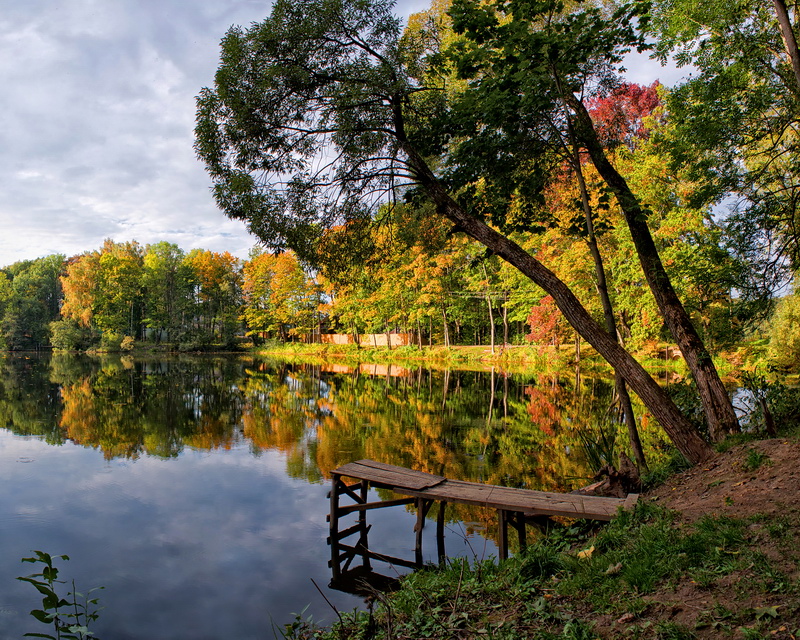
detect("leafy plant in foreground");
top-left (17, 550), bottom-right (103, 640)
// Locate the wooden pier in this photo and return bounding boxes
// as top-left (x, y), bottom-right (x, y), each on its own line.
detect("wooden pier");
top-left (327, 459), bottom-right (638, 585)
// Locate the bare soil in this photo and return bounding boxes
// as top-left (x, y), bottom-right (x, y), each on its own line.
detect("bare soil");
top-left (595, 438), bottom-right (800, 638)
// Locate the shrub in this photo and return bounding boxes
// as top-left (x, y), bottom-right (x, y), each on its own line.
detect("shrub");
top-left (49, 319), bottom-right (97, 351)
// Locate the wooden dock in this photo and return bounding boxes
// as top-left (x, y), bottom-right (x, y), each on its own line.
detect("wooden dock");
top-left (327, 459), bottom-right (638, 583)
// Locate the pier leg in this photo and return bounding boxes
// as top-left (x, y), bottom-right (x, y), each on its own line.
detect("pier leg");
top-left (358, 479), bottom-right (371, 570)
top-left (414, 498), bottom-right (434, 567)
top-left (329, 473), bottom-right (342, 580)
top-left (498, 509), bottom-right (509, 560)
top-left (436, 501), bottom-right (446, 565)
top-left (414, 497), bottom-right (425, 566)
top-left (515, 511), bottom-right (527, 552)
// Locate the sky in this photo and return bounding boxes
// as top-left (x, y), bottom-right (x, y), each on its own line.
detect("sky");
top-left (0, 0), bottom-right (686, 267)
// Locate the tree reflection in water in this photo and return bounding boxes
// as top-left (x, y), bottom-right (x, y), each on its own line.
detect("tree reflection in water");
top-left (0, 352), bottom-right (673, 547)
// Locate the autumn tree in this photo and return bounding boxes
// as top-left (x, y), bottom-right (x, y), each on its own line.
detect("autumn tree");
top-left (142, 242), bottom-right (194, 343)
top-left (95, 240), bottom-right (144, 338)
top-left (241, 249), bottom-right (279, 343)
top-left (184, 249), bottom-right (243, 346)
top-left (195, 0), bottom-right (714, 461)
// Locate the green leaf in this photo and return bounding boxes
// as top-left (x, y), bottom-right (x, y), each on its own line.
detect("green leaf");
top-left (16, 577), bottom-right (48, 589)
top-left (29, 609), bottom-right (55, 624)
top-left (42, 566), bottom-right (58, 582)
top-left (67, 625), bottom-right (90, 634)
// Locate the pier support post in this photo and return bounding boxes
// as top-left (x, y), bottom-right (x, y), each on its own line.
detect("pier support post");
top-left (436, 501), bottom-right (446, 565)
top-left (329, 473), bottom-right (342, 580)
top-left (358, 479), bottom-right (370, 569)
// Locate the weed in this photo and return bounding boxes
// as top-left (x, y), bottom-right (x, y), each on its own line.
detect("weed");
top-left (17, 550), bottom-right (103, 640)
top-left (641, 450), bottom-right (692, 490)
top-left (743, 448), bottom-right (771, 471)
top-left (764, 513), bottom-right (794, 539)
top-left (576, 415), bottom-right (617, 472)
top-left (654, 621), bottom-right (697, 639)
top-left (518, 544), bottom-right (564, 583)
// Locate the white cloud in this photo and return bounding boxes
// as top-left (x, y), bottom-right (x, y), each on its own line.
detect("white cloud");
top-left (0, 0), bottom-right (685, 267)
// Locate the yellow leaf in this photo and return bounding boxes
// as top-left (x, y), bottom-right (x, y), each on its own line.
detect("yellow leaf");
top-left (577, 545), bottom-right (595, 559)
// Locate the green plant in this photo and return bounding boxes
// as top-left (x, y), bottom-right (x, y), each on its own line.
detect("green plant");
top-left (743, 448), bottom-right (771, 471)
top-left (640, 449), bottom-right (692, 491)
top-left (576, 416), bottom-right (618, 473)
top-left (17, 550), bottom-right (103, 640)
top-left (654, 621), bottom-right (697, 639)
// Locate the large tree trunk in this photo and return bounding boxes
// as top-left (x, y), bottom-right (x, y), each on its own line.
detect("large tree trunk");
top-left (773, 0), bottom-right (800, 94)
top-left (567, 96), bottom-right (739, 442)
top-left (399, 140), bottom-right (713, 463)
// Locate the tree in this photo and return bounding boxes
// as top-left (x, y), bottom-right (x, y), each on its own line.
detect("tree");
top-left (185, 249), bottom-right (242, 345)
top-left (1, 255), bottom-right (64, 349)
top-left (195, 0), bottom-right (713, 461)
top-left (142, 242), bottom-right (193, 343)
top-left (445, 0), bottom-right (738, 441)
top-left (645, 0), bottom-right (800, 296)
top-left (267, 251), bottom-right (321, 340)
top-left (767, 288), bottom-right (800, 369)
top-left (60, 240), bottom-right (144, 342)
top-left (241, 249), bottom-right (279, 342)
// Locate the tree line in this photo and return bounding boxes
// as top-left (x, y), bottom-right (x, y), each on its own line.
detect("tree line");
top-left (0, 160), bottom-right (744, 355)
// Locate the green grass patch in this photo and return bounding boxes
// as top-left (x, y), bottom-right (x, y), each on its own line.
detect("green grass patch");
top-left (281, 501), bottom-right (791, 639)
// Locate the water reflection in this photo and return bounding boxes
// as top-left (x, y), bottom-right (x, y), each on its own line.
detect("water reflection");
top-left (0, 352), bottom-right (672, 639)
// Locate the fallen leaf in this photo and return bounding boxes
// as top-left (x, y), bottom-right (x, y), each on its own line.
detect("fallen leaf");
top-left (754, 605), bottom-right (780, 620)
top-left (577, 545), bottom-right (595, 559)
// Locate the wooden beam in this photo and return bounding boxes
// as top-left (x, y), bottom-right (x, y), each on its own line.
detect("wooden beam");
top-left (337, 497), bottom-right (416, 515)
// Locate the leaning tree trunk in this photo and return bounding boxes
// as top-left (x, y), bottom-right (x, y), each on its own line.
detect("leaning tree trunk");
top-left (569, 138), bottom-right (648, 471)
top-left (397, 136), bottom-right (713, 463)
top-left (567, 96), bottom-right (739, 442)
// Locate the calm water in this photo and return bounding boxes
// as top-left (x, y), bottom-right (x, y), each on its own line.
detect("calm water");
top-left (0, 353), bottom-right (669, 639)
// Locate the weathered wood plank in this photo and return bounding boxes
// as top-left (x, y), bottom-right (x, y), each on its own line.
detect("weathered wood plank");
top-left (335, 460), bottom-right (446, 491)
top-left (337, 497), bottom-right (416, 515)
top-left (623, 493), bottom-right (640, 511)
top-left (332, 460), bottom-right (635, 521)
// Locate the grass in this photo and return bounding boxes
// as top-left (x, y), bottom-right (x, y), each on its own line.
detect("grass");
top-left (743, 447), bottom-right (772, 471)
top-left (281, 498), bottom-right (800, 639)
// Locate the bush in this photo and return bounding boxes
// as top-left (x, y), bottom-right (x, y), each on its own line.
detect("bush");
top-left (49, 319), bottom-right (97, 351)
top-left (100, 331), bottom-right (124, 351)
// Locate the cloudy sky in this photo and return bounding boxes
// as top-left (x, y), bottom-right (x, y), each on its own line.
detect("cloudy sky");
top-left (0, 0), bottom-right (684, 267)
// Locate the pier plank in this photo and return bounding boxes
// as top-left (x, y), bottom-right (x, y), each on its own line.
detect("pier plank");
top-left (332, 460), bottom-right (637, 521)
top-left (335, 459), bottom-right (446, 491)
top-left (329, 459), bottom-right (638, 564)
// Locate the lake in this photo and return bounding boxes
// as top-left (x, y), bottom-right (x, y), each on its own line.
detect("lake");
top-left (0, 352), bottom-right (668, 639)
